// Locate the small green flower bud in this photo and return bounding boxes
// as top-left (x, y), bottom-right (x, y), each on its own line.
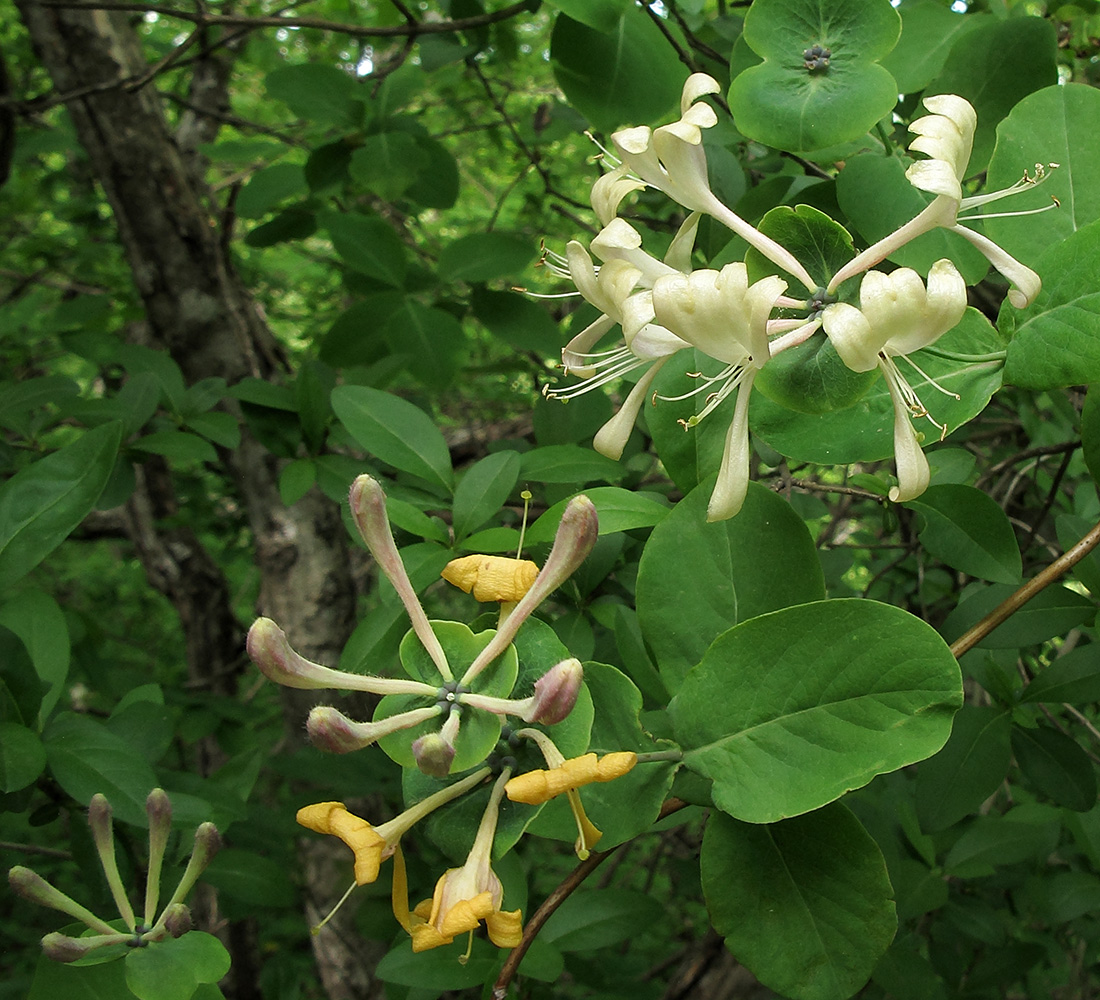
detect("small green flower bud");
top-left (411, 732), bottom-right (456, 778)
top-left (162, 903), bottom-right (193, 938)
top-left (41, 932), bottom-right (98, 963)
top-left (9, 866), bottom-right (117, 934)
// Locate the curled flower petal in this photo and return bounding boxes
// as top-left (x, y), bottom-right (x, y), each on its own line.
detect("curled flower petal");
top-left (460, 496), bottom-right (599, 685)
top-left (504, 751), bottom-right (638, 805)
top-left (590, 164), bottom-right (646, 226)
top-left (441, 555), bottom-right (539, 603)
top-left (707, 368), bottom-right (757, 523)
top-left (884, 362), bottom-right (932, 503)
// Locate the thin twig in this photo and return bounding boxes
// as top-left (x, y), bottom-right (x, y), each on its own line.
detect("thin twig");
top-left (950, 516), bottom-right (1100, 658)
top-left (35, 0), bottom-right (535, 38)
top-left (492, 797), bottom-right (689, 997)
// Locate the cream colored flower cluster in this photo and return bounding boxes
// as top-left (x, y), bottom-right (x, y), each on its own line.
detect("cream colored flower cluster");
top-left (545, 76), bottom-right (1053, 514)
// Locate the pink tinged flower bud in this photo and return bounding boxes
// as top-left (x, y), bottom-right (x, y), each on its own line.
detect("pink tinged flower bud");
top-left (9, 866), bottom-right (117, 935)
top-left (88, 794), bottom-right (136, 932)
top-left (411, 732), bottom-right (457, 778)
top-left (246, 617), bottom-right (339, 690)
top-left (144, 788), bottom-right (173, 925)
top-left (192, 822), bottom-right (222, 872)
top-left (162, 903), bottom-right (193, 938)
top-left (41, 931), bottom-right (115, 963)
top-left (307, 704), bottom-right (443, 754)
top-left (523, 659), bottom-right (584, 725)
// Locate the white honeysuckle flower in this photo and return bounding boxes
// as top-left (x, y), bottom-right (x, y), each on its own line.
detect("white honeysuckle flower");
top-left (822, 260), bottom-right (968, 502)
top-left (609, 74), bottom-right (817, 292)
top-left (590, 164), bottom-right (647, 227)
top-left (651, 264), bottom-right (787, 366)
top-left (544, 218), bottom-right (699, 460)
top-left (647, 263), bottom-right (789, 521)
top-left (828, 94), bottom-right (1055, 308)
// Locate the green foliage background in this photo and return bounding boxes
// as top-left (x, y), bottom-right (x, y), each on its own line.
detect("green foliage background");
top-left (5, 1), bottom-right (1100, 999)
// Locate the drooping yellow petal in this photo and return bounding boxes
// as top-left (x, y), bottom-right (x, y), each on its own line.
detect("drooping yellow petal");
top-left (505, 752), bottom-right (638, 805)
top-left (486, 908), bottom-right (524, 949)
top-left (567, 789), bottom-right (604, 860)
top-left (439, 891), bottom-right (496, 939)
top-left (296, 802), bottom-right (387, 885)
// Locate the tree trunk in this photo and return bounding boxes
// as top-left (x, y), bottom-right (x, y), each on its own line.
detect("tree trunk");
top-left (14, 5), bottom-right (381, 996)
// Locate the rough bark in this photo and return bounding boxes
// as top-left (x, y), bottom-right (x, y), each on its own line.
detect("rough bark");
top-left (14, 4), bottom-right (381, 996)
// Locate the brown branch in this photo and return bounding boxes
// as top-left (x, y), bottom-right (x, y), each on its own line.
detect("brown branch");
top-left (35, 0), bottom-right (536, 38)
top-left (776, 477), bottom-right (887, 503)
top-left (950, 516), bottom-right (1100, 659)
top-left (493, 797), bottom-right (689, 998)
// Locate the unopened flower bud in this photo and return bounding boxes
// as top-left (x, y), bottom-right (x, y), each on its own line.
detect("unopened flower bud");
top-left (247, 617), bottom-right (332, 689)
top-left (87, 793), bottom-right (113, 848)
top-left (191, 822), bottom-right (222, 872)
top-left (41, 932), bottom-right (102, 963)
top-left (411, 732), bottom-right (456, 778)
top-left (9, 866), bottom-right (116, 934)
top-left (524, 658), bottom-right (583, 725)
top-left (144, 788), bottom-right (173, 926)
top-left (307, 704), bottom-right (443, 754)
top-left (162, 903), bottom-right (193, 937)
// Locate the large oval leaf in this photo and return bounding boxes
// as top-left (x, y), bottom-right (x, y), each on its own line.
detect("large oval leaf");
top-left (702, 803), bottom-right (896, 1000)
top-left (672, 599), bottom-right (963, 823)
top-left (331, 386), bottom-right (453, 493)
top-left (636, 480), bottom-right (825, 688)
top-left (0, 422), bottom-right (122, 590)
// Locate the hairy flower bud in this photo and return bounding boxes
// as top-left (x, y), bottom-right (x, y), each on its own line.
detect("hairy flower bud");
top-left (524, 659), bottom-right (583, 725)
top-left (162, 903), bottom-right (193, 938)
top-left (41, 932), bottom-right (100, 963)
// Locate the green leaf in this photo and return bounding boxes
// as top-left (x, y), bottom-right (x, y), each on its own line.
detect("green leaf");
top-left (524, 487), bottom-right (669, 544)
top-left (380, 301), bottom-right (467, 389)
top-left (0, 422), bottom-right (123, 590)
top-left (437, 233), bottom-right (536, 284)
top-left (0, 721), bottom-right (46, 792)
top-left (941, 582), bottom-right (1095, 650)
top-left (265, 64), bottom-right (363, 128)
top-left (730, 0), bottom-right (901, 153)
top-left (637, 480), bottom-right (825, 688)
top-left (673, 599), bottom-right (962, 823)
top-left (519, 445), bottom-right (624, 485)
top-left (320, 211), bottom-right (407, 287)
top-left (540, 889), bottom-right (664, 951)
top-left (943, 807), bottom-right (1061, 878)
top-left (702, 803), bottom-right (896, 1000)
top-left (28, 952), bottom-right (135, 1000)
top-left (924, 15), bottom-right (1058, 174)
top-left (471, 288), bottom-right (561, 355)
top-left (550, 11), bottom-right (682, 135)
top-left (235, 163), bottom-right (307, 220)
top-left (1002, 220), bottom-right (1100, 390)
top-left (880, 0), bottom-right (989, 95)
top-left (43, 712), bottom-right (159, 826)
top-left (904, 484), bottom-right (1022, 585)
top-left (319, 292), bottom-right (405, 367)
top-left (131, 430), bottom-right (219, 464)
top-left (404, 135), bottom-right (460, 210)
top-left (124, 933), bottom-right (231, 1000)
top-left (984, 85), bottom-right (1100, 264)
top-left (376, 622), bottom-right (517, 773)
top-left (746, 203), bottom-right (856, 295)
top-left (836, 153), bottom-right (990, 285)
top-left (1021, 644), bottom-right (1100, 705)
top-left (245, 207), bottom-right (317, 248)
top-left (202, 849), bottom-right (297, 908)
top-left (0, 588), bottom-right (70, 724)
top-left (545, 0), bottom-right (627, 32)
top-left (375, 938), bottom-right (497, 990)
top-left (1011, 724), bottom-right (1097, 811)
top-left (331, 386), bottom-right (453, 493)
top-left (185, 412), bottom-right (240, 449)
top-left (348, 132), bottom-right (428, 201)
top-left (278, 458), bottom-right (316, 506)
top-left (752, 310), bottom-right (1003, 464)
top-left (451, 451), bottom-right (521, 541)
top-left (915, 705), bottom-right (1010, 832)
